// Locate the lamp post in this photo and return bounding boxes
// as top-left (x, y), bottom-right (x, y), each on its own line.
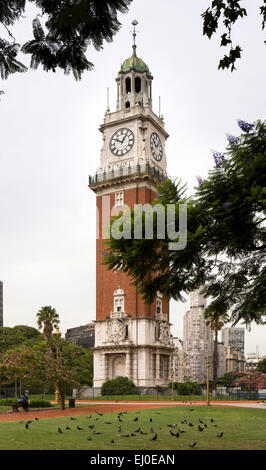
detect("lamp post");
top-left (206, 354), bottom-right (211, 406)
top-left (54, 326), bottom-right (61, 405)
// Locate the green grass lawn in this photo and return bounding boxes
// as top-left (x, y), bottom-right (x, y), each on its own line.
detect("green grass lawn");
top-left (0, 406), bottom-right (265, 450)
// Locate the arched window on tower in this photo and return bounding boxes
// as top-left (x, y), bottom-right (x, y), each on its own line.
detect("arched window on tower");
top-left (126, 77), bottom-right (131, 94)
top-left (125, 101), bottom-right (130, 108)
top-left (135, 77), bottom-right (141, 93)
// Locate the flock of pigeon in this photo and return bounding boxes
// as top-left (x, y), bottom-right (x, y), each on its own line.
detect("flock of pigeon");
top-left (19, 408), bottom-right (224, 448)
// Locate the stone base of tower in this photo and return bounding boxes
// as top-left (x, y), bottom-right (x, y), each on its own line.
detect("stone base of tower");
top-left (93, 317), bottom-right (173, 393)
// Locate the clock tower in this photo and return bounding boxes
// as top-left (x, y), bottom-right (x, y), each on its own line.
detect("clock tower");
top-left (89, 22), bottom-right (173, 394)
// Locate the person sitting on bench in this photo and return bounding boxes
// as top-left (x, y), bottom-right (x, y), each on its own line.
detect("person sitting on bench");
top-left (17, 394), bottom-right (29, 411)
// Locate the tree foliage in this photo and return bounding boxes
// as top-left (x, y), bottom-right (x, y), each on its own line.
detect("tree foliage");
top-left (0, 325), bottom-right (43, 353)
top-left (202, 0), bottom-right (266, 71)
top-left (169, 381), bottom-right (202, 395)
top-left (234, 371), bottom-right (266, 390)
top-left (0, 0), bottom-right (132, 81)
top-left (36, 305), bottom-right (60, 345)
top-left (105, 119), bottom-right (266, 326)
top-left (257, 358), bottom-right (266, 373)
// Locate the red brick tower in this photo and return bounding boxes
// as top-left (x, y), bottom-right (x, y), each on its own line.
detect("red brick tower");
top-left (89, 23), bottom-right (173, 393)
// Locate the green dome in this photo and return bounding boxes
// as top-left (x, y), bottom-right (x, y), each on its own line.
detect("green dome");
top-left (120, 45), bottom-right (151, 76)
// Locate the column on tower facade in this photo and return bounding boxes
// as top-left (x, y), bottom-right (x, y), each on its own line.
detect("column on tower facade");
top-left (155, 351), bottom-right (160, 379)
top-left (168, 354), bottom-right (173, 382)
top-left (125, 352), bottom-right (131, 379)
top-left (102, 353), bottom-right (109, 382)
top-left (116, 80), bottom-right (120, 110)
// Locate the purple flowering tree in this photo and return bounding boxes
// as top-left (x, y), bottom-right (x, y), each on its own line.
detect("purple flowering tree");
top-left (105, 119), bottom-right (266, 327)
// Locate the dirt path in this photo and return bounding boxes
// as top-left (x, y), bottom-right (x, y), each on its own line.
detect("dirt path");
top-left (0, 403), bottom-right (174, 422)
top-left (0, 400), bottom-right (264, 422)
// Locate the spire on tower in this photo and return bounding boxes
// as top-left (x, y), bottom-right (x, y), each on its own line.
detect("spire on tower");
top-left (132, 19), bottom-right (138, 56)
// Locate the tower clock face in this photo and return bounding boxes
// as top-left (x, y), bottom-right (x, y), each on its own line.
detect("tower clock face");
top-left (150, 132), bottom-right (163, 162)
top-left (110, 128), bottom-right (135, 156)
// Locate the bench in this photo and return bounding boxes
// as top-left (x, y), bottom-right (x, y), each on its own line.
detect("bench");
top-left (12, 404), bottom-right (30, 412)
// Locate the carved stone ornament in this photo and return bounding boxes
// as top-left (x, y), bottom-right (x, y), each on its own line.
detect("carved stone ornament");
top-left (159, 322), bottom-right (170, 344)
top-left (106, 319), bottom-right (126, 343)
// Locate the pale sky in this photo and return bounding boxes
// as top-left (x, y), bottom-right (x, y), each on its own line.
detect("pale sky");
top-left (0, 0), bottom-right (265, 355)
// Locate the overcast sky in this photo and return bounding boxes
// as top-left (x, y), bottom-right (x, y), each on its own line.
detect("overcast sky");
top-left (0, 0), bottom-right (265, 355)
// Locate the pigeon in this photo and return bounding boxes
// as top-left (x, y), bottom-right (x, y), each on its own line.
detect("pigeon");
top-left (170, 430), bottom-right (179, 437)
top-left (134, 427), bottom-right (141, 433)
top-left (150, 418), bottom-right (152, 422)
top-left (19, 421), bottom-right (24, 424)
top-left (58, 428), bottom-right (63, 434)
top-left (198, 425), bottom-right (204, 432)
top-left (97, 412), bottom-right (103, 416)
top-left (93, 431), bottom-right (102, 435)
top-left (217, 432), bottom-right (223, 438)
top-left (87, 436), bottom-right (92, 441)
top-left (35, 418), bottom-right (39, 421)
top-left (66, 426), bottom-right (71, 430)
top-left (25, 423), bottom-right (29, 429)
top-left (118, 426), bottom-right (122, 432)
top-left (189, 442), bottom-right (197, 448)
top-left (178, 429), bottom-right (186, 433)
top-left (204, 424), bottom-right (208, 428)
top-left (133, 417), bottom-right (138, 422)
top-left (188, 422), bottom-right (194, 427)
top-left (110, 440), bottom-right (115, 443)
top-left (151, 434), bottom-right (158, 441)
top-left (122, 434), bottom-right (130, 437)
top-left (150, 427), bottom-right (154, 433)
top-left (140, 430), bottom-right (147, 435)
top-left (156, 412), bottom-right (160, 415)
top-left (190, 409), bottom-right (194, 412)
top-left (213, 424), bottom-right (217, 427)
top-left (131, 433), bottom-right (136, 437)
top-left (199, 419), bottom-right (204, 424)
top-left (87, 415), bottom-right (91, 419)
top-left (210, 419), bottom-right (214, 422)
top-left (104, 422), bottom-right (112, 425)
top-left (26, 420), bottom-right (32, 424)
top-left (77, 426), bottom-right (83, 431)
top-left (89, 425), bottom-right (94, 429)
top-left (70, 417), bottom-right (76, 421)
top-left (94, 417), bottom-right (99, 421)
top-left (168, 424), bottom-right (177, 429)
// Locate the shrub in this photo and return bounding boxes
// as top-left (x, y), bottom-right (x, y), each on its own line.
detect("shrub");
top-left (29, 400), bottom-right (53, 408)
top-left (0, 398), bottom-right (53, 408)
top-left (0, 398), bottom-right (17, 406)
top-left (101, 376), bottom-right (137, 396)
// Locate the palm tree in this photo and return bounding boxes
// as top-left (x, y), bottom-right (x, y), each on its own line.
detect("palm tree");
top-left (205, 306), bottom-right (229, 390)
top-left (36, 306), bottom-right (60, 351)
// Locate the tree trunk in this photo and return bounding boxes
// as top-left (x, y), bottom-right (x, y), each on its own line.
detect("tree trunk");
top-left (59, 387), bottom-right (65, 410)
top-left (213, 329), bottom-right (218, 390)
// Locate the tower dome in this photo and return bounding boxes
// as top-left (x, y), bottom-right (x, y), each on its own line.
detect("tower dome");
top-left (120, 45), bottom-right (152, 77)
